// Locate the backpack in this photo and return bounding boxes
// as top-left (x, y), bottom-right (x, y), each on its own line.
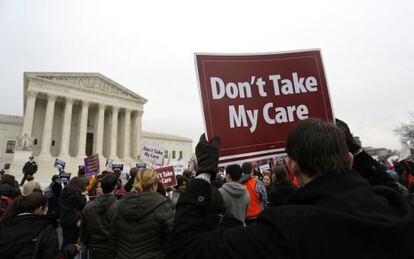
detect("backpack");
top-left (44, 185), bottom-right (55, 199)
top-left (0, 196), bottom-right (13, 218)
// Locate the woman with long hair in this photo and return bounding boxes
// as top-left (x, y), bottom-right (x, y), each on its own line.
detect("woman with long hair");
top-left (269, 165), bottom-right (298, 207)
top-left (59, 176), bottom-right (87, 250)
top-left (108, 169), bottom-right (174, 258)
top-left (0, 192), bottom-right (60, 258)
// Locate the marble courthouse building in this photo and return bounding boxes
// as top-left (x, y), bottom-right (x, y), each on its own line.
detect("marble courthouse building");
top-left (0, 72), bottom-right (192, 185)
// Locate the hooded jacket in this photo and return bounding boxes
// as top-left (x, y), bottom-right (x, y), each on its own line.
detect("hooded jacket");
top-left (269, 179), bottom-right (298, 207)
top-left (108, 191), bottom-right (174, 259)
top-left (59, 187), bottom-right (86, 228)
top-left (219, 182), bottom-right (249, 224)
top-left (0, 183), bottom-right (21, 198)
top-left (80, 193), bottom-right (117, 258)
top-left (0, 214), bottom-right (60, 259)
top-left (22, 161), bottom-right (37, 175)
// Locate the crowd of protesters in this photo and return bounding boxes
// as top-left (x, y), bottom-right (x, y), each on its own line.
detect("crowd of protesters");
top-left (0, 118), bottom-right (413, 258)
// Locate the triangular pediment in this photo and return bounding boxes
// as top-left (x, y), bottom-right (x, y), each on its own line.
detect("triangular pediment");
top-left (24, 72), bottom-right (147, 103)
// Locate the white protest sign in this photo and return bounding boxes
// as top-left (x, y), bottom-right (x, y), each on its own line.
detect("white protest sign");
top-left (172, 160), bottom-right (186, 176)
top-left (140, 143), bottom-right (165, 165)
top-left (259, 164), bottom-right (270, 174)
top-left (106, 159), bottom-right (113, 171)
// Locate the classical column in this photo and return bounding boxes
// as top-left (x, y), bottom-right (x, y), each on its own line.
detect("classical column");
top-left (77, 100), bottom-right (89, 157)
top-left (40, 94), bottom-right (57, 155)
top-left (21, 90), bottom-right (38, 140)
top-left (94, 103), bottom-right (105, 156)
top-left (110, 106), bottom-right (119, 158)
top-left (123, 109), bottom-right (131, 158)
top-left (60, 97), bottom-right (74, 156)
top-left (131, 110), bottom-right (143, 159)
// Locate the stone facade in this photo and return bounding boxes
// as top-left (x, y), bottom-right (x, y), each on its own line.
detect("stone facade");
top-left (1, 72), bottom-right (192, 185)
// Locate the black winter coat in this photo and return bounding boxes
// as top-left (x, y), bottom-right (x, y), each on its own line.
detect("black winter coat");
top-left (268, 179), bottom-right (298, 207)
top-left (59, 187), bottom-right (87, 228)
top-left (80, 194), bottom-right (117, 259)
top-left (0, 214), bottom-right (60, 259)
top-left (22, 161), bottom-right (38, 175)
top-left (0, 183), bottom-right (21, 198)
top-left (108, 191), bottom-right (174, 259)
top-left (167, 173), bottom-right (414, 259)
top-left (353, 150), bottom-right (398, 190)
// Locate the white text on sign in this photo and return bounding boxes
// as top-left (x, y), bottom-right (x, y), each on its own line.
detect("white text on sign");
top-left (210, 72), bottom-right (318, 133)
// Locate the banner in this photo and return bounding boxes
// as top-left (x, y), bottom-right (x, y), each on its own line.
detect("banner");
top-left (195, 50), bottom-right (334, 165)
top-left (53, 159), bottom-right (66, 170)
top-left (155, 166), bottom-right (177, 187)
top-left (140, 143), bottom-right (165, 165)
top-left (84, 154), bottom-right (100, 176)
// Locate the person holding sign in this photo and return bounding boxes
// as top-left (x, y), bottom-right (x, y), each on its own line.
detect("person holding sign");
top-left (167, 119), bottom-right (414, 259)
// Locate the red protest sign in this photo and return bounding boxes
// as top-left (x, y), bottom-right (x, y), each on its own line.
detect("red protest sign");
top-left (195, 50), bottom-right (334, 165)
top-left (155, 166), bottom-right (177, 187)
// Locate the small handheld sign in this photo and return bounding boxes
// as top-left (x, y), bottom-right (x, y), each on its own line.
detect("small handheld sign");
top-left (59, 172), bottom-right (72, 183)
top-left (259, 164), bottom-right (271, 175)
top-left (155, 166), bottom-right (177, 187)
top-left (172, 160), bottom-right (186, 176)
top-left (112, 164), bottom-right (124, 171)
top-left (136, 163), bottom-right (146, 169)
top-left (54, 159), bottom-right (66, 170)
top-left (106, 159), bottom-right (113, 171)
top-left (84, 154), bottom-right (100, 176)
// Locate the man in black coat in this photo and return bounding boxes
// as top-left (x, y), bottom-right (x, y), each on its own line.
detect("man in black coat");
top-left (167, 119), bottom-right (414, 259)
top-left (0, 213), bottom-right (60, 258)
top-left (20, 156), bottom-right (38, 186)
top-left (81, 174), bottom-right (118, 258)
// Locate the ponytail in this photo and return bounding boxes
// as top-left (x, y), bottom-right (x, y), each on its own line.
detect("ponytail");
top-left (132, 169), bottom-right (158, 193)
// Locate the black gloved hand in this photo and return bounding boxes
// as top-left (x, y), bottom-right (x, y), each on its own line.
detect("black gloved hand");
top-left (335, 118), bottom-right (361, 154)
top-left (195, 134), bottom-right (220, 179)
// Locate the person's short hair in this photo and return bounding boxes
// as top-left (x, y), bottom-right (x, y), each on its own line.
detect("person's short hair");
top-left (101, 170), bottom-right (111, 177)
top-left (101, 174), bottom-right (119, 194)
top-left (286, 118), bottom-right (351, 177)
top-left (226, 164), bottom-right (243, 181)
top-left (0, 192), bottom-right (47, 224)
top-left (241, 162), bottom-right (252, 175)
top-left (67, 177), bottom-right (86, 192)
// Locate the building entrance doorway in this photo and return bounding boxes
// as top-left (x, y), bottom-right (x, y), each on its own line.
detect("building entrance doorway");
top-left (86, 133), bottom-right (94, 156)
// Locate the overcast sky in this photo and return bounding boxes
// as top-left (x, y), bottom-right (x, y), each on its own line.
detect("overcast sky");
top-left (0, 0), bottom-right (413, 151)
